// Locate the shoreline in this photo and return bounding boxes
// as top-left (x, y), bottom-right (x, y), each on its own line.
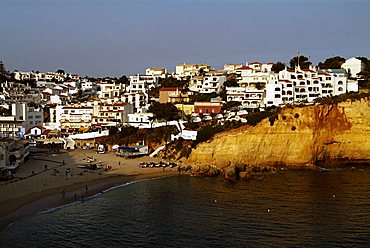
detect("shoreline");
top-left (0, 149), bottom-right (180, 231)
top-left (0, 170), bottom-right (178, 231)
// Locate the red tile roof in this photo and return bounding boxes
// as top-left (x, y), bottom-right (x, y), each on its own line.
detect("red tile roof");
top-left (236, 66), bottom-right (253, 70)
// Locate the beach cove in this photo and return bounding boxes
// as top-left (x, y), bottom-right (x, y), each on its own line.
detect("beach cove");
top-left (0, 149), bottom-right (178, 230)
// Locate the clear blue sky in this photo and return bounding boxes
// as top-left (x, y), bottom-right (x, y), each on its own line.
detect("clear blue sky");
top-left (1, 0), bottom-right (369, 77)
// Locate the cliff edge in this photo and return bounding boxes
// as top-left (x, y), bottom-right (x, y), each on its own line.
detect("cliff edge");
top-left (188, 98), bottom-right (370, 169)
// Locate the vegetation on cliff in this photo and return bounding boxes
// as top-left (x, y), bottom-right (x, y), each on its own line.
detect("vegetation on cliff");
top-left (188, 97), bottom-right (370, 171)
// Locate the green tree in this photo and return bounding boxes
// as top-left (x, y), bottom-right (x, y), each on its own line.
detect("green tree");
top-left (56, 69), bottom-right (65, 74)
top-left (289, 55), bottom-right (312, 69)
top-left (318, 56), bottom-right (345, 69)
top-left (0, 60), bottom-right (8, 83)
top-left (117, 75), bottom-right (129, 84)
top-left (149, 102), bottom-right (180, 124)
top-left (159, 76), bottom-right (187, 87)
top-left (271, 61), bottom-right (286, 73)
top-left (224, 78), bottom-right (239, 87)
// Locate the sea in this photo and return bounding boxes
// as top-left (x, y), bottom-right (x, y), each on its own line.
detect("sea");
top-left (1, 167), bottom-right (370, 247)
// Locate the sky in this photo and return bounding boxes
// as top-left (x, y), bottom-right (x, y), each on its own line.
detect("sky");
top-left (0, 0), bottom-right (369, 77)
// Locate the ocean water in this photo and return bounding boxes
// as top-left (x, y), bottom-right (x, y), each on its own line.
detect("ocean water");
top-left (1, 168), bottom-right (370, 247)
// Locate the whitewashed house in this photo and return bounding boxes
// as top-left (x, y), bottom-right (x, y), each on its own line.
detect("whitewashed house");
top-left (145, 67), bottom-right (167, 78)
top-left (341, 57), bottom-right (364, 78)
top-left (189, 75), bottom-right (226, 94)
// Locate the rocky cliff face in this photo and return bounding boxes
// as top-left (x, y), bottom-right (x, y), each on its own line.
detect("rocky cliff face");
top-left (188, 98), bottom-right (370, 169)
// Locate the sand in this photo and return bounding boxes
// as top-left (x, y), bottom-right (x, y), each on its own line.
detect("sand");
top-left (0, 149), bottom-right (179, 230)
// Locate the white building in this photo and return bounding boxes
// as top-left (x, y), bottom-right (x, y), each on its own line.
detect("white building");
top-left (226, 87), bottom-right (264, 108)
top-left (128, 113), bottom-right (154, 128)
top-left (223, 64), bottom-right (243, 73)
top-left (264, 66), bottom-right (355, 107)
top-left (341, 57), bottom-right (364, 78)
top-left (145, 67), bottom-right (167, 78)
top-left (189, 75), bottom-right (226, 94)
top-left (97, 81), bottom-right (124, 99)
top-left (11, 103), bottom-right (43, 131)
top-left (55, 105), bottom-right (94, 132)
top-left (128, 75), bottom-right (159, 93)
top-left (175, 63), bottom-right (212, 78)
top-left (92, 102), bottom-right (133, 127)
top-left (235, 62), bottom-right (272, 89)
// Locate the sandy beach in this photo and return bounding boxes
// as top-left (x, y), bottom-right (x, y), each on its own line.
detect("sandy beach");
top-left (0, 149), bottom-right (179, 230)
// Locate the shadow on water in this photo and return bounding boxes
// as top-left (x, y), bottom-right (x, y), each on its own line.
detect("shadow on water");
top-left (1, 168), bottom-right (370, 247)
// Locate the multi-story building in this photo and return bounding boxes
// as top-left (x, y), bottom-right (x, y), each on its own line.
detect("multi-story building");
top-left (97, 81), bottom-right (124, 99)
top-left (175, 63), bottom-right (212, 79)
top-left (226, 87), bottom-right (264, 109)
top-left (92, 102), bottom-right (133, 128)
top-left (0, 116), bottom-right (25, 138)
top-left (120, 92), bottom-right (148, 113)
top-left (55, 105), bottom-right (94, 133)
top-left (189, 75), bottom-right (226, 94)
top-left (223, 64), bottom-right (243, 73)
top-left (264, 66), bottom-right (354, 107)
top-left (159, 87), bottom-right (190, 103)
top-left (11, 103), bottom-right (43, 131)
top-left (236, 62), bottom-right (272, 89)
top-left (128, 75), bottom-right (159, 93)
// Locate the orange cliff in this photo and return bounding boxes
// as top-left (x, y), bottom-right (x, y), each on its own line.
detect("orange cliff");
top-left (187, 98), bottom-right (370, 169)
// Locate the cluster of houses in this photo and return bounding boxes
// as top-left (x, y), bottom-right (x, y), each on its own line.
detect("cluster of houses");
top-left (0, 56), bottom-right (364, 173)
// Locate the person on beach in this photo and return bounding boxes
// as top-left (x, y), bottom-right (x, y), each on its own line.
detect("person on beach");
top-left (85, 185), bottom-right (88, 192)
top-left (44, 164), bottom-right (48, 171)
top-left (62, 188), bottom-right (65, 198)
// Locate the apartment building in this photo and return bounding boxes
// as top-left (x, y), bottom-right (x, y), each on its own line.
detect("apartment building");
top-left (0, 117), bottom-right (25, 138)
top-left (128, 75), bottom-right (159, 93)
top-left (92, 102), bottom-right (133, 127)
top-left (97, 81), bottom-right (124, 99)
top-left (264, 67), bottom-right (354, 107)
top-left (189, 75), bottom-right (226, 94)
top-left (226, 87), bottom-right (264, 109)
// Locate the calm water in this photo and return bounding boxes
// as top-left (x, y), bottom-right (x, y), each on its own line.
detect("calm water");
top-left (1, 168), bottom-right (370, 247)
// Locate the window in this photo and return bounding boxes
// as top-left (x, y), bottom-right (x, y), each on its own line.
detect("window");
top-left (275, 94), bottom-right (281, 98)
top-left (338, 87), bottom-right (344, 92)
top-left (275, 87), bottom-right (280, 91)
top-left (338, 81), bottom-right (343, 85)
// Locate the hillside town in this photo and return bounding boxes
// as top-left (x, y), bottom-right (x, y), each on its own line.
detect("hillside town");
top-left (0, 56), bottom-right (367, 175)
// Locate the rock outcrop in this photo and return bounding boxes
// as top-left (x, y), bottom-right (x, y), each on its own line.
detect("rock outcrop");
top-left (188, 98), bottom-right (370, 170)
